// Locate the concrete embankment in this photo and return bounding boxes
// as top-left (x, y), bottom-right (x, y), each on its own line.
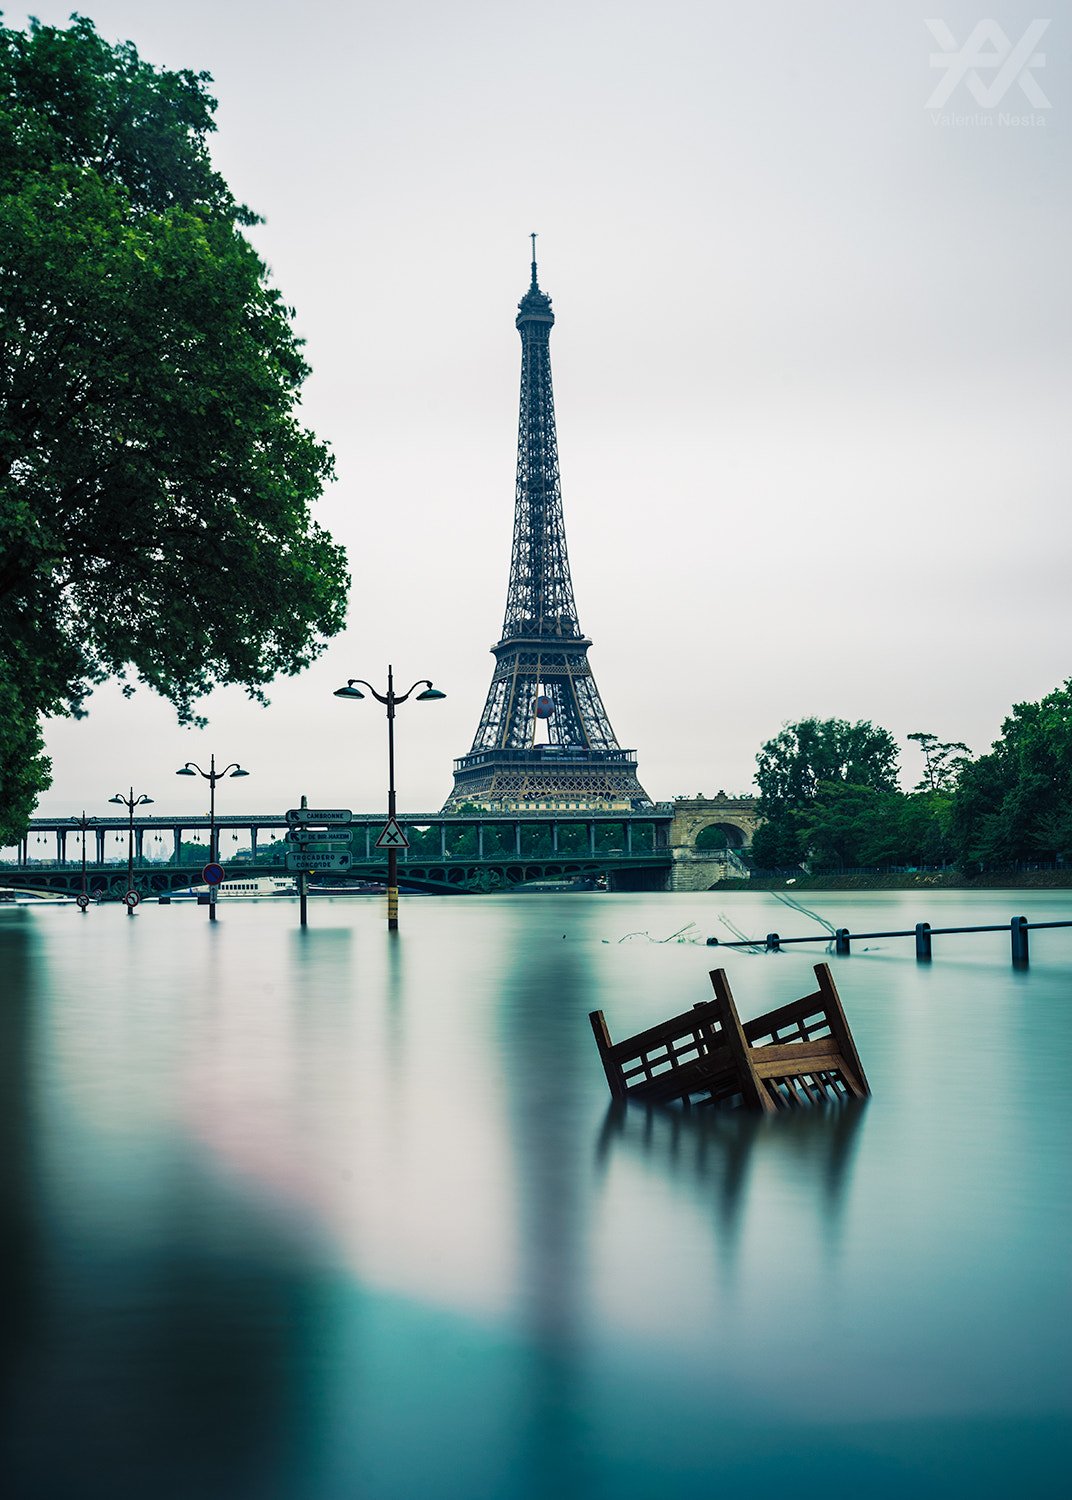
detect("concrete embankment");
top-left (712, 871), bottom-right (1072, 892)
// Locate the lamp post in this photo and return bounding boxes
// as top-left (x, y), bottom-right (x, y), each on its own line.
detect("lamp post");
top-left (175, 755), bottom-right (250, 921)
top-left (70, 811), bottom-right (96, 909)
top-left (334, 665), bottom-right (445, 930)
top-left (108, 789), bottom-right (154, 913)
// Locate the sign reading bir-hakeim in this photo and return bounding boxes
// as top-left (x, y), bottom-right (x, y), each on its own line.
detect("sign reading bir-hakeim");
top-left (444, 241), bottom-right (652, 814)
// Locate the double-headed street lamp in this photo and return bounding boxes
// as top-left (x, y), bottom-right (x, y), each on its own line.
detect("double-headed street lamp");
top-left (175, 755), bottom-right (249, 921)
top-left (334, 665), bottom-right (445, 930)
top-left (70, 811), bottom-right (96, 909)
top-left (108, 789), bottom-right (153, 912)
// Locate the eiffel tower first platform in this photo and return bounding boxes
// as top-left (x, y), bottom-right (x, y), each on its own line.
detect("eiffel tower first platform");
top-left (444, 247), bottom-right (652, 814)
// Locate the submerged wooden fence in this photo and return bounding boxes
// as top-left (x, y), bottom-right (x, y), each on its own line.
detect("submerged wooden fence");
top-left (707, 916), bottom-right (1072, 965)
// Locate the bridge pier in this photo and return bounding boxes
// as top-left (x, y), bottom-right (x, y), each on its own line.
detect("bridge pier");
top-left (56, 829), bottom-right (67, 865)
top-left (135, 828), bottom-right (145, 862)
top-left (172, 828), bottom-right (182, 863)
top-left (250, 827), bottom-right (258, 862)
top-left (95, 828), bottom-right (105, 863)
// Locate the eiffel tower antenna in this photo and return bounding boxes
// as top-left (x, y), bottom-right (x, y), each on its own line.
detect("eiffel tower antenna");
top-left (444, 250), bottom-right (650, 812)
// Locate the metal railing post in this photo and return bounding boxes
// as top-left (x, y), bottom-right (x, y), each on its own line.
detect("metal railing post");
top-left (1011, 915), bottom-right (1029, 965)
top-left (835, 928), bottom-right (851, 955)
top-left (915, 922), bottom-right (931, 960)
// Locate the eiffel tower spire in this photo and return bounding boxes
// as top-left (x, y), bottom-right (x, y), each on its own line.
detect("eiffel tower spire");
top-left (444, 248), bottom-right (650, 812)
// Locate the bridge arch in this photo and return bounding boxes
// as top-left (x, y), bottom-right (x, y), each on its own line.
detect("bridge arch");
top-left (695, 821), bottom-right (747, 851)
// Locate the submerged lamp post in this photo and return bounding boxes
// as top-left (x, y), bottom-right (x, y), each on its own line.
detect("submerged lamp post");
top-left (70, 811), bottom-right (96, 909)
top-left (108, 789), bottom-right (153, 912)
top-left (334, 665), bottom-right (445, 930)
top-left (175, 755), bottom-right (250, 921)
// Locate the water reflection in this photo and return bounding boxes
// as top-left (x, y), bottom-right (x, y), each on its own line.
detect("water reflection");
top-left (596, 1099), bottom-right (867, 1267)
top-left (502, 942), bottom-right (591, 1499)
top-left (0, 921), bottom-right (318, 1497)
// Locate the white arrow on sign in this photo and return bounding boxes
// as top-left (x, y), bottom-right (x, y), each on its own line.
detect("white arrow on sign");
top-left (374, 818), bottom-right (409, 849)
top-left (285, 808), bottom-right (352, 825)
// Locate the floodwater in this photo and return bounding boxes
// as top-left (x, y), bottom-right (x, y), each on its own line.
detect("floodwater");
top-left (0, 889), bottom-right (1069, 1498)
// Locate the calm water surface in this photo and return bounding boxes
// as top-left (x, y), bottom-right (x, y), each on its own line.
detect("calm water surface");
top-left (1, 889), bottom-right (1069, 1497)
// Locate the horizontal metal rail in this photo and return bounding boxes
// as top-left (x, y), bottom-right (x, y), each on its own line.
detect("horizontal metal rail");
top-left (708, 916), bottom-right (1070, 965)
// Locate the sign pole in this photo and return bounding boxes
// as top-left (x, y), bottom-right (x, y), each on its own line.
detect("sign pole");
top-left (299, 794), bottom-right (308, 928)
top-left (387, 666), bottom-right (398, 930)
top-left (208, 755), bottom-right (218, 922)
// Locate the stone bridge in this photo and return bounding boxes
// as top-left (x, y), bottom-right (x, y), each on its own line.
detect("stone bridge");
top-left (669, 795), bottom-right (760, 850)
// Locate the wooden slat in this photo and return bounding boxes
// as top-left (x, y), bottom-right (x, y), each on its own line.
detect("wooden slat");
top-left (749, 1039), bottom-right (842, 1072)
top-left (588, 1010), bottom-right (627, 1100)
top-left (813, 963), bottom-right (870, 1096)
top-left (739, 990), bottom-right (825, 1042)
top-left (708, 969), bottom-right (774, 1113)
top-left (605, 1000), bottom-right (724, 1062)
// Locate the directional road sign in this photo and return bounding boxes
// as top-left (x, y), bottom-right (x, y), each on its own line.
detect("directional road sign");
top-left (285, 828), bottom-right (352, 845)
top-left (375, 819), bottom-right (409, 849)
top-left (285, 851), bottom-right (352, 872)
top-left (285, 808), bottom-right (352, 825)
top-left (203, 863), bottom-right (224, 885)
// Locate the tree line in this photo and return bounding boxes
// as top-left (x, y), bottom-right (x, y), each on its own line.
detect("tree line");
top-left (751, 680), bottom-right (1072, 872)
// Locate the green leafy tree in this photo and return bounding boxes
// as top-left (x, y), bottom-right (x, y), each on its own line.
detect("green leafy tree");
top-left (949, 681), bottom-right (1072, 867)
top-left (0, 16), bottom-right (348, 844)
top-left (907, 732), bottom-right (971, 793)
top-left (753, 717), bottom-right (900, 866)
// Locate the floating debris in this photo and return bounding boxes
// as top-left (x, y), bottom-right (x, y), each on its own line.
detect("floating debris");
top-left (590, 963), bottom-right (870, 1113)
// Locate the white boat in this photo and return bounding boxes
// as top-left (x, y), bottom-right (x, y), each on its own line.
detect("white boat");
top-left (173, 875), bottom-right (298, 900)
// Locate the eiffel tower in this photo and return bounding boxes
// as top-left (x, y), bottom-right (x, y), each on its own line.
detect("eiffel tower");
top-left (445, 244), bottom-right (651, 813)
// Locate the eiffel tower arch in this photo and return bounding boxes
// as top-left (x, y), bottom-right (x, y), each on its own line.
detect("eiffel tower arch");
top-left (444, 248), bottom-right (651, 813)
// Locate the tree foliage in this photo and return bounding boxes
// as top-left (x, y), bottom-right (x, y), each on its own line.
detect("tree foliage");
top-left (752, 717), bottom-right (900, 867)
top-left (948, 681), bottom-right (1072, 868)
top-left (750, 691), bottom-right (1072, 873)
top-left (0, 15), bottom-right (348, 843)
top-left (906, 732), bottom-right (970, 794)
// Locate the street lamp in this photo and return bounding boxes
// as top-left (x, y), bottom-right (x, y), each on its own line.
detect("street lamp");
top-left (108, 789), bottom-right (154, 912)
top-left (70, 811), bottom-right (96, 909)
top-left (334, 664), bottom-right (445, 930)
top-left (175, 755), bottom-right (250, 921)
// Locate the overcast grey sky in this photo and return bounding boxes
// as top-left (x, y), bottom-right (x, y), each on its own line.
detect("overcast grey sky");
top-left (16, 1), bottom-right (1072, 821)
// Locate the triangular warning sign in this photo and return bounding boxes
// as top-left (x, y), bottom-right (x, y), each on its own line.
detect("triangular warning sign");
top-left (374, 818), bottom-right (409, 849)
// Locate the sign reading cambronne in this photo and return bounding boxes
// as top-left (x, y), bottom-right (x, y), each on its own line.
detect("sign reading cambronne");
top-left (285, 809), bottom-right (352, 825)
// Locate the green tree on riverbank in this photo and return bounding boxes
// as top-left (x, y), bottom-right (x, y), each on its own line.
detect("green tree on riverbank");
top-left (0, 16), bottom-right (348, 844)
top-left (949, 680), bottom-right (1072, 868)
top-left (751, 685), bottom-right (1072, 874)
top-left (751, 717), bottom-right (900, 867)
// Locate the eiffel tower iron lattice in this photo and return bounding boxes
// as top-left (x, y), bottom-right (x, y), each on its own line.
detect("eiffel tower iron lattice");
top-left (444, 247), bottom-right (651, 812)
